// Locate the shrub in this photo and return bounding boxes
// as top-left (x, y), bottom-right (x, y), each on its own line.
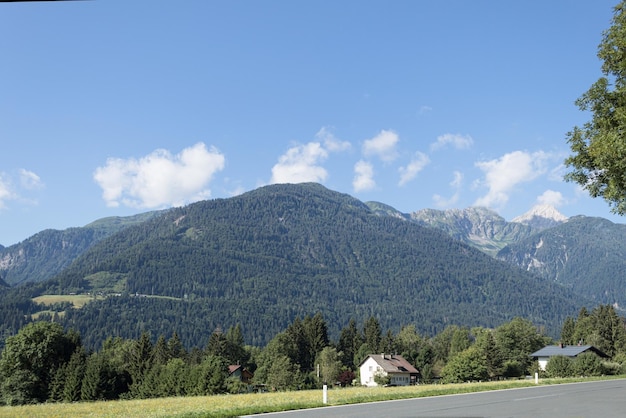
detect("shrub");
top-left (545, 355), bottom-right (572, 378)
top-left (571, 353), bottom-right (604, 376)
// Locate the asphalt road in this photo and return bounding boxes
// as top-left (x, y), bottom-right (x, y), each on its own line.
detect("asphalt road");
top-left (243, 379), bottom-right (626, 418)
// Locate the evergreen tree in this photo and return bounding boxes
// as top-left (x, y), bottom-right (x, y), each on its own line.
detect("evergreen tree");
top-left (152, 335), bottom-right (170, 366)
top-left (337, 319), bottom-right (362, 369)
top-left (473, 330), bottom-right (502, 379)
top-left (206, 327), bottom-right (228, 359)
top-left (225, 324), bottom-right (248, 365)
top-left (191, 355), bottom-right (229, 395)
top-left (589, 304), bottom-right (626, 357)
top-left (81, 353), bottom-right (106, 401)
top-left (560, 316), bottom-right (576, 345)
top-left (167, 332), bottom-right (186, 360)
top-left (363, 316), bottom-right (382, 354)
top-left (302, 313), bottom-right (329, 372)
top-left (62, 349), bottom-right (87, 402)
top-left (127, 332), bottom-right (154, 396)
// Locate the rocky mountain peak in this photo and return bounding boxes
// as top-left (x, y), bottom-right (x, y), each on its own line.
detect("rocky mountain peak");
top-left (511, 204), bottom-right (568, 230)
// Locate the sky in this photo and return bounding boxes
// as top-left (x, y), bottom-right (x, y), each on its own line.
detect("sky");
top-left (0, 0), bottom-right (624, 247)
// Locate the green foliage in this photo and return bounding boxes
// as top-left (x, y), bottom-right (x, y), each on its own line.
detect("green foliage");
top-left (373, 371), bottom-right (391, 386)
top-left (363, 316), bottom-right (382, 354)
top-left (265, 354), bottom-right (301, 390)
top-left (0, 322), bottom-right (80, 405)
top-left (441, 346), bottom-right (488, 383)
top-left (191, 355), bottom-right (229, 396)
top-left (545, 355), bottom-right (572, 378)
top-left (564, 1), bottom-right (626, 214)
top-left (337, 319), bottom-right (362, 369)
top-left (315, 347), bottom-right (342, 385)
top-left (494, 317), bottom-right (550, 376)
top-left (1, 310), bottom-right (624, 405)
top-left (572, 352), bottom-right (605, 377)
top-left (561, 304), bottom-right (626, 358)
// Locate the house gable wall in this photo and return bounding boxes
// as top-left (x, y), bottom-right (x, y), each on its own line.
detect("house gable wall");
top-left (359, 357), bottom-right (383, 387)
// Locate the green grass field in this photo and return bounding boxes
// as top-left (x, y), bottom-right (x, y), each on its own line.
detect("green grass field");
top-left (1, 377), bottom-right (618, 418)
top-left (33, 294), bottom-right (102, 309)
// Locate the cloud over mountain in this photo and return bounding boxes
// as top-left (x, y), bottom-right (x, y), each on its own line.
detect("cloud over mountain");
top-left (93, 143), bottom-right (225, 209)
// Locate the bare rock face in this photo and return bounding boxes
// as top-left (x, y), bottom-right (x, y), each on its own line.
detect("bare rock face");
top-left (511, 204), bottom-right (569, 230)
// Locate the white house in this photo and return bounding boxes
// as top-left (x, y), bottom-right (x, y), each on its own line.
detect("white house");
top-left (529, 344), bottom-right (608, 371)
top-left (359, 354), bottom-right (419, 387)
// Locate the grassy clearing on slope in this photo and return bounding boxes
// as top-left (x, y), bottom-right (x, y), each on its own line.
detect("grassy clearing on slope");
top-left (33, 294), bottom-right (102, 309)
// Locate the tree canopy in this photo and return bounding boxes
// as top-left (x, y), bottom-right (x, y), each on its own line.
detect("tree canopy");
top-left (565, 1), bottom-right (626, 214)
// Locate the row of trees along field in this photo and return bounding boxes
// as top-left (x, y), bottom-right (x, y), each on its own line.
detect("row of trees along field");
top-left (1, 306), bottom-right (626, 406)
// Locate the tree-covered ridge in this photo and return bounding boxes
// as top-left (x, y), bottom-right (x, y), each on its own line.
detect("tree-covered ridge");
top-left (0, 211), bottom-right (162, 287)
top-left (6, 183), bottom-right (582, 350)
top-left (497, 216), bottom-right (626, 307)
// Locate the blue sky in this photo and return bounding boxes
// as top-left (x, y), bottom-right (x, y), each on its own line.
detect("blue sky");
top-left (0, 0), bottom-right (623, 246)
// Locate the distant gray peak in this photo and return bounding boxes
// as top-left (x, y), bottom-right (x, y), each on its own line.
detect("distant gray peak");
top-left (511, 204), bottom-right (568, 225)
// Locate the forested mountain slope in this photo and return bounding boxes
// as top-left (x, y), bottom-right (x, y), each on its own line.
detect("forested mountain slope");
top-left (0, 211), bottom-right (161, 286)
top-left (19, 183), bottom-right (584, 349)
top-left (497, 216), bottom-right (626, 308)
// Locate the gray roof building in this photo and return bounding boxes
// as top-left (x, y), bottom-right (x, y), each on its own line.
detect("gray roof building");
top-left (530, 344), bottom-right (608, 358)
top-left (530, 344), bottom-right (608, 370)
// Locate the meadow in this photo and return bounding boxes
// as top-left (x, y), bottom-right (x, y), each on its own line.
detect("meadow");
top-left (0, 377), bottom-right (615, 418)
top-left (33, 294), bottom-right (103, 309)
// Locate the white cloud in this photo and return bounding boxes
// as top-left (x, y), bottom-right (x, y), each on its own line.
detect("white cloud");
top-left (474, 150), bottom-right (549, 209)
top-left (93, 142), bottom-right (225, 209)
top-left (363, 130), bottom-right (399, 162)
top-left (0, 175), bottom-right (14, 210)
top-left (433, 171), bottom-right (463, 208)
top-left (271, 128), bottom-right (351, 185)
top-left (398, 152), bottom-right (430, 186)
top-left (431, 133), bottom-right (474, 151)
top-left (353, 160), bottom-right (375, 192)
top-left (315, 127), bottom-right (351, 152)
top-left (0, 169), bottom-right (43, 210)
top-left (537, 189), bottom-right (565, 207)
top-left (270, 142), bottom-right (329, 184)
top-left (19, 169), bottom-right (43, 190)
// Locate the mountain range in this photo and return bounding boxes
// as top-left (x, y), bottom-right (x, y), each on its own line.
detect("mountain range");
top-left (1, 182), bottom-right (623, 349)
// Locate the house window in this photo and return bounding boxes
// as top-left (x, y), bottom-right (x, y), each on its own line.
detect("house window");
top-left (369, 366), bottom-right (373, 372)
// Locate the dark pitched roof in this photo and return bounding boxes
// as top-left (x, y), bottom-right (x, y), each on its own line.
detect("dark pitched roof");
top-left (360, 354), bottom-right (419, 374)
top-left (529, 345), bottom-right (608, 358)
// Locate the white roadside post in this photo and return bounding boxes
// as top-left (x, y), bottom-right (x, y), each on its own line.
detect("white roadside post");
top-left (323, 382), bottom-right (328, 404)
top-left (535, 372), bottom-right (539, 384)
